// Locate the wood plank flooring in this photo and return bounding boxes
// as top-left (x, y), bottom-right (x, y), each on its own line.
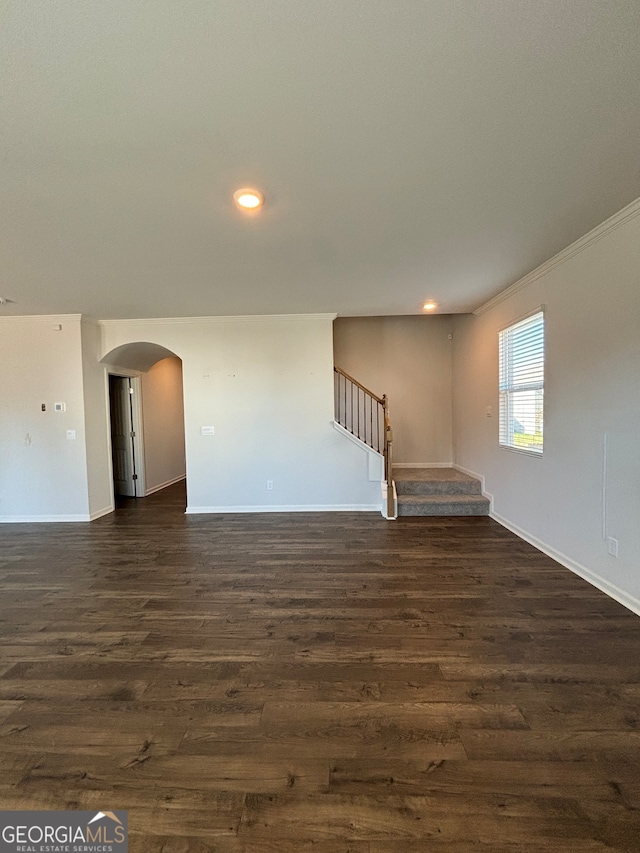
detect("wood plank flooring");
top-left (1, 482), bottom-right (640, 851)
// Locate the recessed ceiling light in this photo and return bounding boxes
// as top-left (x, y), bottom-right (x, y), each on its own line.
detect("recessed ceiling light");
top-left (422, 301), bottom-right (437, 311)
top-left (233, 187), bottom-right (264, 211)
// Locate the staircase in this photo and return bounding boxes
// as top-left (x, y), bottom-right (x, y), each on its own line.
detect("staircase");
top-left (333, 366), bottom-right (489, 520)
top-left (395, 468), bottom-right (490, 516)
top-left (334, 366), bottom-right (395, 518)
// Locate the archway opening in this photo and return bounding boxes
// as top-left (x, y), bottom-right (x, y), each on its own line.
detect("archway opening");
top-left (101, 343), bottom-right (186, 510)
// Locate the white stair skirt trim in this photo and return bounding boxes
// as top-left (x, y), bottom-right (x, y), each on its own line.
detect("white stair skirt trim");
top-left (0, 514), bottom-right (92, 523)
top-left (145, 475), bottom-right (186, 497)
top-left (186, 504), bottom-right (381, 514)
top-left (492, 511), bottom-right (640, 619)
top-left (393, 462), bottom-right (454, 469)
top-left (332, 420), bottom-right (382, 454)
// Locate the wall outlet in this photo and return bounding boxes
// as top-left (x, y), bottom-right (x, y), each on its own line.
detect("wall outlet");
top-left (66, 430), bottom-right (76, 440)
top-left (266, 480), bottom-right (274, 491)
top-left (607, 537), bottom-right (619, 558)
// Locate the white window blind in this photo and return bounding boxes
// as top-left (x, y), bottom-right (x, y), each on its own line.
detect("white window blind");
top-left (499, 310), bottom-right (544, 453)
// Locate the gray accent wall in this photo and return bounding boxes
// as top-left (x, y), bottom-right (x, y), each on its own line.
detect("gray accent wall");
top-left (333, 315), bottom-right (454, 465)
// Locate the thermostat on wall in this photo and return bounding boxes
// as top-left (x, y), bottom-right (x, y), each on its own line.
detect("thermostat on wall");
top-left (54, 402), bottom-right (66, 412)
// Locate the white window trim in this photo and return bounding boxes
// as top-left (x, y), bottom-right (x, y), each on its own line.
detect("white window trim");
top-left (498, 307), bottom-right (545, 456)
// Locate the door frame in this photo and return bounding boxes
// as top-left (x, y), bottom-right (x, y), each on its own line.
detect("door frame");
top-left (107, 372), bottom-right (146, 500)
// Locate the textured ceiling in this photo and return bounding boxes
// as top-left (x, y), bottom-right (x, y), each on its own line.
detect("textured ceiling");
top-left (1, 0), bottom-right (640, 319)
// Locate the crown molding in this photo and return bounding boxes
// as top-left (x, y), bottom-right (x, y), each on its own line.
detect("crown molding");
top-left (0, 313), bottom-right (82, 324)
top-left (474, 195), bottom-right (640, 316)
top-left (100, 313), bottom-right (338, 327)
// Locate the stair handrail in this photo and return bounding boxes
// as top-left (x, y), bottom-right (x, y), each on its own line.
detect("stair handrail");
top-left (334, 366), bottom-right (394, 517)
top-left (334, 366), bottom-right (385, 405)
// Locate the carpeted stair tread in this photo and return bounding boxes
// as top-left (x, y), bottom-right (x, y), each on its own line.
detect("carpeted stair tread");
top-left (394, 468), bottom-right (489, 516)
top-left (395, 467), bottom-right (482, 496)
top-left (397, 494), bottom-right (490, 516)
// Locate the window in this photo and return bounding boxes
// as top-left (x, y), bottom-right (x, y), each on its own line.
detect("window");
top-left (499, 310), bottom-right (544, 454)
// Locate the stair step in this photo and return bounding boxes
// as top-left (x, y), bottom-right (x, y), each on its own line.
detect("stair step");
top-left (397, 494), bottom-right (490, 517)
top-left (393, 468), bottom-right (488, 516)
top-left (394, 467), bottom-right (482, 496)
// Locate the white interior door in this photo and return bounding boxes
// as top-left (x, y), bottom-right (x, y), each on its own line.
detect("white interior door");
top-left (109, 375), bottom-right (137, 497)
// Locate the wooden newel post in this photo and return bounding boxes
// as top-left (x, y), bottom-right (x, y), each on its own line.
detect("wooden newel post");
top-left (383, 396), bottom-right (394, 518)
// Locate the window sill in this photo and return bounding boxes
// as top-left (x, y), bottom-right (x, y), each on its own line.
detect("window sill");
top-left (499, 444), bottom-right (543, 458)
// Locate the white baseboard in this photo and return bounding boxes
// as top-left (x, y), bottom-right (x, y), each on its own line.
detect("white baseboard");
top-left (0, 513), bottom-right (92, 523)
top-left (453, 464), bottom-right (494, 508)
top-left (491, 510), bottom-right (640, 618)
top-left (145, 474), bottom-right (186, 496)
top-left (393, 462), bottom-right (454, 469)
top-left (454, 462), bottom-right (640, 617)
top-left (89, 505), bottom-right (114, 521)
top-left (186, 504), bottom-right (381, 514)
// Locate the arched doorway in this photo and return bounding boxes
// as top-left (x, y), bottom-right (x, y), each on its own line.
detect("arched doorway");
top-left (101, 343), bottom-right (186, 507)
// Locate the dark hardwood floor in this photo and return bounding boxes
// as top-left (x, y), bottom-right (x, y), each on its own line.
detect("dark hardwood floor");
top-left (1, 482), bottom-right (640, 851)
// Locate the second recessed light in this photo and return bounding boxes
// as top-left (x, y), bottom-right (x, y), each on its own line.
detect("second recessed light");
top-left (233, 187), bottom-right (264, 212)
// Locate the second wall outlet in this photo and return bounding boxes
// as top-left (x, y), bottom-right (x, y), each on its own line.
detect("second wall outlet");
top-left (266, 480), bottom-right (274, 491)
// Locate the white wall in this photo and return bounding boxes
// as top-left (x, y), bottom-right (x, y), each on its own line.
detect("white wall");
top-left (141, 356), bottom-right (186, 494)
top-left (333, 315), bottom-right (453, 464)
top-left (81, 318), bottom-right (113, 518)
top-left (453, 200), bottom-right (640, 614)
top-left (0, 315), bottom-right (91, 520)
top-left (101, 315), bottom-right (381, 512)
